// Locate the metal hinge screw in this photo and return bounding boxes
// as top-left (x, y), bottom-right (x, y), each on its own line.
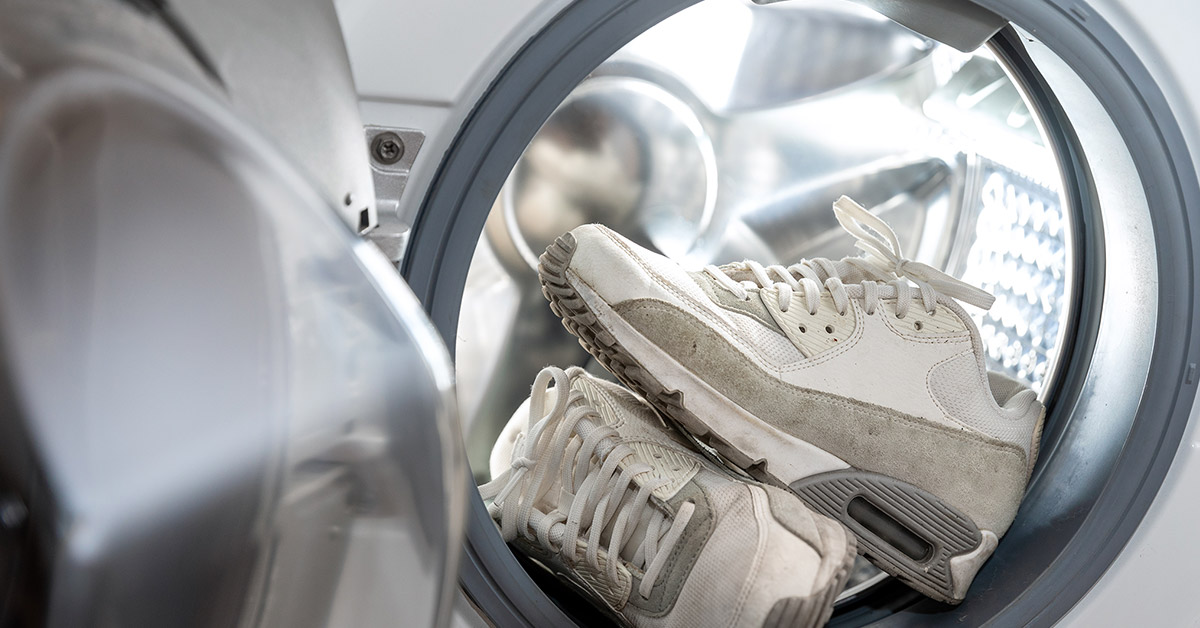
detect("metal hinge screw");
top-left (371, 132), bottom-right (405, 165)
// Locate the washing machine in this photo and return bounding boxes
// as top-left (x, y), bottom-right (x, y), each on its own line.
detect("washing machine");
top-left (1, 0), bottom-right (1198, 626)
top-left (335, 0), bottom-right (1200, 625)
top-left (0, 2), bottom-right (465, 626)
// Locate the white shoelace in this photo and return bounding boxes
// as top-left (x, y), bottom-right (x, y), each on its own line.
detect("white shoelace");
top-left (704, 196), bottom-right (995, 318)
top-left (479, 367), bottom-right (695, 599)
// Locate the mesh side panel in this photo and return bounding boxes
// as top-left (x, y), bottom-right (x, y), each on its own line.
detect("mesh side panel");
top-left (690, 470), bottom-right (748, 502)
top-left (929, 353), bottom-right (1040, 454)
top-left (730, 311), bottom-right (806, 367)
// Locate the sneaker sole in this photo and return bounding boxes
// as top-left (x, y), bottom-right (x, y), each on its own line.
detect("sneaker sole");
top-left (538, 232), bottom-right (997, 605)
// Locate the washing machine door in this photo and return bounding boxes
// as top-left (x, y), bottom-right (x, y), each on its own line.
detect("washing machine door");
top-left (340, 0), bottom-right (1200, 625)
top-left (0, 3), bottom-right (464, 626)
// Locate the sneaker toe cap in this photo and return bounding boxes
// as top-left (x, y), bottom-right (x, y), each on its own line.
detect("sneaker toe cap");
top-left (564, 223), bottom-right (699, 309)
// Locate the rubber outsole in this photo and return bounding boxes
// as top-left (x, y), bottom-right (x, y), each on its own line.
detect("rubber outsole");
top-left (790, 470), bottom-right (981, 604)
top-left (537, 231), bottom-right (989, 605)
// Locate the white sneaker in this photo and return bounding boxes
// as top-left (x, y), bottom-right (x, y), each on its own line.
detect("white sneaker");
top-left (537, 197), bottom-right (1045, 604)
top-left (480, 366), bottom-right (856, 628)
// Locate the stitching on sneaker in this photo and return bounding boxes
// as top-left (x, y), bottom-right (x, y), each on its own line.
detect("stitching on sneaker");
top-left (879, 302), bottom-right (972, 344)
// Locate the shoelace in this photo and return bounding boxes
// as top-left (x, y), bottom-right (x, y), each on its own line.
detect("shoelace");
top-left (704, 196), bottom-right (995, 318)
top-left (479, 367), bottom-right (695, 599)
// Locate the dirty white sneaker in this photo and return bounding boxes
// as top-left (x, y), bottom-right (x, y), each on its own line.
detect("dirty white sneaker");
top-left (537, 197), bottom-right (1046, 604)
top-left (480, 366), bottom-right (856, 628)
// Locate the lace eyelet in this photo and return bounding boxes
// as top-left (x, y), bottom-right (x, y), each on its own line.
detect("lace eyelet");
top-left (798, 325), bottom-right (807, 333)
top-left (914, 321), bottom-right (923, 331)
top-left (824, 325), bottom-right (834, 334)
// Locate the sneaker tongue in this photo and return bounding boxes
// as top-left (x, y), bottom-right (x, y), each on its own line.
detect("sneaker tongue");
top-left (795, 257), bottom-right (867, 284)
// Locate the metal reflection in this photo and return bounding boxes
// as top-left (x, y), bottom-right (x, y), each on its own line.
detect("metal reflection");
top-left (0, 4), bottom-right (464, 626)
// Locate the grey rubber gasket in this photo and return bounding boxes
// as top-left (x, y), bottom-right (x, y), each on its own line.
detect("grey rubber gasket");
top-left (403, 0), bottom-right (1200, 626)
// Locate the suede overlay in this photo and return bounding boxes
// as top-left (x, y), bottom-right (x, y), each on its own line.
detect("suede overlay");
top-left (612, 299), bottom-right (1029, 535)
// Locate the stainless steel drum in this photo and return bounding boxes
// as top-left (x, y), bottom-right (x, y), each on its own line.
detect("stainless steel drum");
top-left (0, 3), bottom-right (464, 626)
